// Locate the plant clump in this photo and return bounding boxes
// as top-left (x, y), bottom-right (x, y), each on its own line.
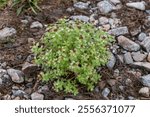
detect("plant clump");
top-left (32, 19), bottom-right (113, 95)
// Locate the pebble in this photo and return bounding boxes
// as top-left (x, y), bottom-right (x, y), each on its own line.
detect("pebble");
top-left (106, 53), bottom-right (116, 69)
top-left (138, 32), bottom-right (147, 41)
top-left (128, 96), bottom-right (135, 100)
top-left (7, 69), bottom-right (24, 84)
top-left (74, 2), bottom-right (89, 10)
top-left (70, 15), bottom-right (89, 22)
top-left (109, 0), bottom-right (121, 5)
top-left (12, 90), bottom-right (26, 97)
top-left (140, 74), bottom-right (150, 87)
top-left (30, 21), bottom-right (43, 29)
top-left (139, 87), bottom-right (149, 97)
top-left (0, 27), bottom-right (17, 43)
top-left (124, 52), bottom-right (133, 64)
top-left (97, 1), bottom-right (114, 14)
top-left (99, 17), bottom-right (109, 25)
top-left (132, 62), bottom-right (150, 72)
top-left (102, 88), bottom-right (110, 97)
top-left (141, 37), bottom-right (150, 52)
top-left (22, 62), bottom-right (38, 75)
top-left (132, 51), bottom-right (147, 62)
top-left (31, 92), bottom-right (44, 100)
top-left (107, 79), bottom-right (116, 86)
top-left (147, 53), bottom-right (150, 62)
top-left (126, 1), bottom-right (146, 11)
top-left (117, 36), bottom-right (140, 51)
top-left (108, 27), bottom-right (129, 36)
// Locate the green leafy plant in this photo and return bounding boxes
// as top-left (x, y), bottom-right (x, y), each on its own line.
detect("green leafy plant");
top-left (32, 19), bottom-right (113, 95)
top-left (12, 0), bottom-right (41, 15)
top-left (0, 0), bottom-right (8, 8)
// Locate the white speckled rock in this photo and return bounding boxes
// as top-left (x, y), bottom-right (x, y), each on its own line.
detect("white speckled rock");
top-left (139, 87), bottom-right (149, 97)
top-left (7, 69), bottom-right (24, 84)
top-left (30, 21), bottom-right (43, 29)
top-left (70, 15), bottom-right (89, 22)
top-left (97, 1), bottom-right (114, 14)
top-left (108, 27), bottom-right (129, 36)
top-left (126, 1), bottom-right (146, 11)
top-left (117, 36), bottom-right (140, 51)
top-left (31, 92), bottom-right (44, 100)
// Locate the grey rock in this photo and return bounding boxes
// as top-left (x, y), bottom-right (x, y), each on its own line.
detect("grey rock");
top-left (74, 2), bottom-right (89, 10)
top-left (126, 1), bottom-right (146, 11)
top-left (128, 96), bottom-right (135, 100)
top-left (117, 55), bottom-right (124, 63)
top-left (38, 85), bottom-right (49, 93)
top-left (21, 19), bottom-right (28, 25)
top-left (125, 78), bottom-right (132, 85)
top-left (31, 92), bottom-right (44, 100)
top-left (97, 1), bottom-right (114, 14)
top-left (130, 27), bottom-right (141, 36)
top-left (117, 36), bottom-right (140, 51)
top-left (7, 69), bottom-right (24, 83)
top-left (99, 17), bottom-right (109, 25)
top-left (113, 69), bottom-right (120, 77)
top-left (147, 53), bottom-right (150, 62)
top-left (132, 51), bottom-right (147, 62)
top-left (12, 90), bottom-right (26, 97)
top-left (66, 7), bottom-right (75, 13)
top-left (102, 88), bottom-right (110, 97)
top-left (132, 62), bottom-right (150, 71)
top-left (139, 87), bottom-right (149, 97)
top-left (109, 0), bottom-right (121, 5)
top-left (0, 27), bottom-right (17, 43)
top-left (124, 52), bottom-right (133, 64)
top-left (108, 27), bottom-right (129, 36)
top-left (107, 53), bottom-right (116, 69)
top-left (140, 74), bottom-right (150, 87)
top-left (108, 18), bottom-right (121, 29)
top-left (141, 37), bottom-right (150, 52)
top-left (138, 32), bottom-right (147, 41)
top-left (22, 62), bottom-right (38, 75)
top-left (30, 21), bottom-right (43, 29)
top-left (107, 79), bottom-right (116, 86)
top-left (146, 10), bottom-right (150, 15)
top-left (70, 15), bottom-right (89, 22)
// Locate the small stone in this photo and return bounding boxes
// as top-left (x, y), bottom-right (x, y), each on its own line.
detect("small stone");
top-left (30, 21), bottom-right (43, 29)
top-left (126, 1), bottom-right (146, 11)
top-left (131, 62), bottom-right (150, 72)
top-left (0, 27), bottom-right (17, 43)
top-left (102, 88), bottom-right (110, 97)
top-left (140, 74), bottom-right (150, 87)
top-left (38, 85), bottom-right (49, 93)
top-left (102, 24), bottom-right (111, 31)
top-left (132, 51), bottom-right (147, 62)
top-left (66, 7), bottom-right (75, 13)
top-left (138, 32), bottom-right (147, 41)
top-left (70, 15), bottom-right (89, 22)
top-left (113, 69), bottom-right (120, 77)
top-left (109, 0), bottom-right (121, 5)
top-left (139, 87), bottom-right (149, 97)
top-left (117, 36), bottom-right (140, 51)
top-left (108, 27), bottom-right (129, 36)
top-left (12, 90), bottom-right (26, 97)
top-left (107, 53), bottom-right (116, 69)
top-left (117, 55), bottom-right (124, 63)
top-left (147, 53), bottom-right (150, 62)
top-left (125, 78), bottom-right (132, 85)
top-left (22, 62), bottom-right (38, 75)
top-left (74, 2), bottom-right (89, 10)
top-left (108, 18), bottom-right (121, 29)
top-left (130, 27), bottom-right (141, 36)
top-left (124, 52), bottom-right (133, 64)
top-left (107, 79), bottom-right (116, 86)
top-left (97, 1), bottom-right (114, 14)
top-left (119, 86), bottom-right (125, 91)
top-left (99, 17), bottom-right (109, 25)
top-left (141, 37), bottom-right (150, 52)
top-left (21, 19), bottom-right (28, 25)
top-left (31, 92), bottom-right (44, 100)
top-left (7, 69), bottom-right (24, 83)
top-left (128, 96), bottom-right (135, 100)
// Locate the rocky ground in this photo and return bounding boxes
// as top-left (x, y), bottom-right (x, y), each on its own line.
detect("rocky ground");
top-left (0, 0), bottom-right (150, 100)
